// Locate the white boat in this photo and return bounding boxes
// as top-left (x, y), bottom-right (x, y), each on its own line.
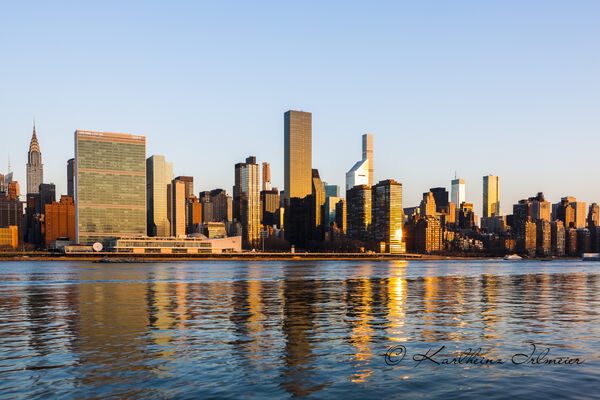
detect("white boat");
top-left (503, 254), bottom-right (522, 260)
top-left (582, 253), bottom-right (600, 261)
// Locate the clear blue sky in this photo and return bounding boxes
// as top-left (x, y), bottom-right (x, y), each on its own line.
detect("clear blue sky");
top-left (1, 1), bottom-right (599, 215)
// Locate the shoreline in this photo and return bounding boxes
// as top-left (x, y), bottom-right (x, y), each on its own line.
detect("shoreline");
top-left (0, 252), bottom-right (581, 262)
top-left (0, 252), bottom-right (483, 262)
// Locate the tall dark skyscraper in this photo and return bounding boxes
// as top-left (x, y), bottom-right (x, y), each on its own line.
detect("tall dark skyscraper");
top-left (284, 110), bottom-right (312, 200)
top-left (26, 123), bottom-right (43, 194)
top-left (67, 158), bottom-right (75, 198)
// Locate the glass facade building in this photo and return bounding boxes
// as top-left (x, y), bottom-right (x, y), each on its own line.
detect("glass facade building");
top-left (75, 131), bottom-right (146, 245)
top-left (372, 179), bottom-right (404, 253)
top-left (483, 175), bottom-right (500, 218)
top-left (147, 155), bottom-right (173, 237)
top-left (234, 157), bottom-right (260, 248)
top-left (284, 110), bottom-right (312, 200)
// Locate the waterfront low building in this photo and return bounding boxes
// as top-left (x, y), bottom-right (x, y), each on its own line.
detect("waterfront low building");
top-left (107, 236), bottom-right (242, 254)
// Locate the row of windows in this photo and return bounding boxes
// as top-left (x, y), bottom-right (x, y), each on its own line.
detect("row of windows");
top-left (114, 240), bottom-right (212, 248)
top-left (77, 141), bottom-right (145, 172)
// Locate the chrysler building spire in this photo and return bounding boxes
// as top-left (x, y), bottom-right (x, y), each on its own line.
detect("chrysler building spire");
top-left (26, 121), bottom-right (43, 194)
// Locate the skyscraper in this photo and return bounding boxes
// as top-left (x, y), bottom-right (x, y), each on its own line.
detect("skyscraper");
top-left (323, 183), bottom-right (340, 198)
top-left (168, 179), bottom-right (186, 237)
top-left (261, 188), bottom-right (280, 226)
top-left (234, 156), bottom-right (260, 248)
top-left (210, 189), bottom-right (233, 222)
top-left (555, 197), bottom-right (575, 228)
top-left (347, 185), bottom-right (371, 241)
top-left (147, 155), bottom-right (173, 237)
top-left (26, 123), bottom-right (43, 194)
top-left (572, 200), bottom-right (587, 229)
top-left (311, 169), bottom-right (325, 230)
top-left (363, 134), bottom-right (374, 187)
top-left (372, 179), bottom-right (404, 253)
top-left (75, 130), bottom-right (146, 245)
top-left (588, 203), bottom-right (599, 227)
top-left (174, 176), bottom-right (194, 199)
top-left (420, 191), bottom-right (437, 217)
top-left (483, 175), bottom-right (500, 217)
top-left (284, 110), bottom-right (312, 200)
top-left (262, 162), bottom-right (271, 191)
top-left (345, 133), bottom-right (374, 192)
top-left (451, 178), bottom-right (465, 209)
top-left (67, 158), bottom-right (75, 198)
top-left (429, 187), bottom-right (449, 213)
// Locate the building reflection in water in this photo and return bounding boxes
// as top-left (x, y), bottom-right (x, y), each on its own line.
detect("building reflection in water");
top-left (386, 261), bottom-right (408, 343)
top-left (0, 261), bottom-right (599, 399)
top-left (280, 264), bottom-right (331, 397)
top-left (76, 269), bottom-right (155, 396)
top-left (345, 264), bottom-right (375, 383)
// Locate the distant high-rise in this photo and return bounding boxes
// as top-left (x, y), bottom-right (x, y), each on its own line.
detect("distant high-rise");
top-left (311, 169), bottom-right (325, 230)
top-left (588, 203), bottom-right (599, 227)
top-left (459, 202), bottom-right (475, 229)
top-left (430, 187), bottom-right (449, 213)
top-left (44, 196), bottom-right (75, 246)
top-left (363, 134), bottom-right (374, 187)
top-left (483, 175), bottom-right (500, 217)
top-left (324, 183), bottom-right (340, 198)
top-left (420, 191), bottom-right (437, 217)
top-left (284, 110), bottom-right (312, 200)
top-left (210, 189), bottom-right (233, 223)
top-left (531, 193), bottom-right (551, 222)
top-left (346, 133), bottom-right (374, 192)
top-left (323, 196), bottom-right (341, 227)
top-left (7, 181), bottom-right (19, 200)
top-left (335, 199), bottom-right (347, 234)
top-left (75, 130), bottom-right (146, 245)
top-left (174, 176), bottom-right (194, 199)
top-left (372, 179), bottom-right (404, 253)
top-left (261, 188), bottom-right (280, 226)
top-left (347, 185), bottom-right (372, 241)
top-left (168, 179), bottom-right (186, 237)
top-left (67, 158), bottom-right (75, 198)
top-left (572, 200), bottom-right (587, 229)
top-left (262, 162), bottom-right (271, 191)
top-left (186, 195), bottom-right (202, 233)
top-left (451, 178), bottom-right (465, 209)
top-left (234, 156), bottom-right (260, 248)
top-left (26, 123), bottom-right (43, 194)
top-left (147, 155), bottom-right (173, 237)
top-left (38, 183), bottom-right (56, 214)
top-left (555, 198), bottom-right (575, 228)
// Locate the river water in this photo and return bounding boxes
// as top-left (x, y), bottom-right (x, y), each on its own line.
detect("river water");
top-left (0, 260), bottom-right (598, 399)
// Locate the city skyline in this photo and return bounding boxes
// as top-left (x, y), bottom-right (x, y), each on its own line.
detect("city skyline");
top-left (2, 2), bottom-right (599, 216)
top-left (3, 119), bottom-right (598, 218)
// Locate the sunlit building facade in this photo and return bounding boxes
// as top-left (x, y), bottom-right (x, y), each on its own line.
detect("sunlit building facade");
top-left (451, 178), bottom-right (465, 209)
top-left (75, 130), bottom-right (146, 245)
top-left (168, 179), bottom-right (186, 238)
top-left (483, 175), bottom-right (500, 217)
top-left (372, 179), bottom-right (404, 253)
top-left (234, 156), bottom-right (260, 248)
top-left (345, 134), bottom-right (373, 192)
top-left (147, 155), bottom-right (173, 237)
top-left (284, 110), bottom-right (312, 200)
